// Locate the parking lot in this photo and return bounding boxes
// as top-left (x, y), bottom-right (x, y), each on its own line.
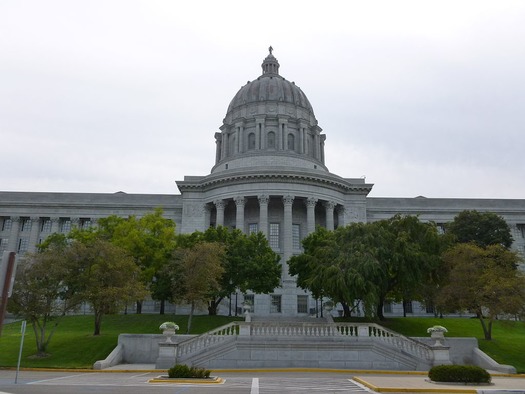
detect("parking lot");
top-left (0, 370), bottom-right (372, 394)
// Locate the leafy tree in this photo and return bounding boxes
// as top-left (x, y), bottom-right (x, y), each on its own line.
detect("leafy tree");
top-left (437, 243), bottom-right (525, 339)
top-left (9, 240), bottom-right (81, 356)
top-left (66, 239), bottom-right (147, 335)
top-left (447, 210), bottom-right (513, 249)
top-left (289, 215), bottom-right (444, 320)
top-left (289, 225), bottom-right (382, 317)
top-left (97, 208), bottom-right (177, 313)
top-left (166, 242), bottom-right (225, 333)
top-left (183, 226), bottom-right (281, 315)
top-left (374, 215), bottom-right (443, 319)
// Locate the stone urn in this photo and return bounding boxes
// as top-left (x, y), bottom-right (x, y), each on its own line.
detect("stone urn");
top-left (427, 325), bottom-right (448, 346)
top-left (159, 322), bottom-right (179, 343)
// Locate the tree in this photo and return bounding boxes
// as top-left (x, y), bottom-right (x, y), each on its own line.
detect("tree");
top-left (437, 243), bottom-right (525, 340)
top-left (373, 215), bottom-right (444, 319)
top-left (184, 227), bottom-right (281, 315)
top-left (9, 239), bottom-right (81, 356)
top-left (447, 210), bottom-right (513, 249)
top-left (97, 208), bottom-right (177, 313)
top-left (289, 225), bottom-right (382, 317)
top-left (289, 215), bottom-right (444, 320)
top-left (67, 239), bottom-right (147, 335)
top-left (166, 242), bottom-right (225, 333)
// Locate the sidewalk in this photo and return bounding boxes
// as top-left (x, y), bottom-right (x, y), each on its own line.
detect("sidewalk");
top-left (353, 372), bottom-right (525, 393)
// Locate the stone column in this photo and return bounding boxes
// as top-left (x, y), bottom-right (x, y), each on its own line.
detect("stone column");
top-left (215, 200), bottom-right (225, 227)
top-left (324, 201), bottom-right (336, 231)
top-left (306, 197), bottom-right (317, 234)
top-left (303, 129), bottom-right (308, 154)
top-left (28, 217), bottom-right (41, 253)
top-left (239, 124), bottom-right (244, 153)
top-left (215, 133), bottom-right (222, 163)
top-left (258, 119), bottom-right (266, 149)
top-left (277, 123), bottom-right (283, 150)
top-left (6, 216), bottom-right (20, 252)
top-left (234, 196), bottom-right (246, 233)
top-left (258, 195), bottom-right (269, 237)
top-left (50, 217), bottom-right (60, 234)
top-left (282, 195), bottom-right (294, 280)
top-left (315, 133), bottom-right (321, 160)
top-left (222, 131), bottom-right (229, 158)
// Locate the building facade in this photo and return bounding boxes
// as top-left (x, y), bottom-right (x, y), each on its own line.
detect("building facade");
top-left (2, 49), bottom-right (525, 317)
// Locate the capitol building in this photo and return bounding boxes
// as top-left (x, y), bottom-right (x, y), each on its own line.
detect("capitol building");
top-left (2, 49), bottom-right (525, 317)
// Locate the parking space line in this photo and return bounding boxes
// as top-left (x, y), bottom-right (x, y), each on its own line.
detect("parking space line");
top-left (251, 377), bottom-right (259, 394)
top-left (27, 373), bottom-right (87, 384)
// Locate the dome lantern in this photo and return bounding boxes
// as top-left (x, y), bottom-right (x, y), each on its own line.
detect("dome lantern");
top-left (261, 46), bottom-right (280, 75)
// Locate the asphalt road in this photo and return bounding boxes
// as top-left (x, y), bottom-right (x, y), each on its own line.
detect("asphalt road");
top-left (0, 370), bottom-right (372, 394)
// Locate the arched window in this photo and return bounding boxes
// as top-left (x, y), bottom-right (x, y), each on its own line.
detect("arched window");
top-left (287, 133), bottom-right (295, 151)
top-left (248, 133), bottom-right (256, 150)
top-left (267, 131), bottom-right (276, 149)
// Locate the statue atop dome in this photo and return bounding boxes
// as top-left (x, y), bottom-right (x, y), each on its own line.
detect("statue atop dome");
top-left (262, 46), bottom-right (279, 75)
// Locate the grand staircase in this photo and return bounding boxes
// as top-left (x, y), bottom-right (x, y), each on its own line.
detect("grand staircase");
top-left (162, 319), bottom-right (435, 371)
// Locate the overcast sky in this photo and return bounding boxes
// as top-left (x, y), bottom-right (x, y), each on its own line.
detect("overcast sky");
top-left (1, 1), bottom-right (524, 199)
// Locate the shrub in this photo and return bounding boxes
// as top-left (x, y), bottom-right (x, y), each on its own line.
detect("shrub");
top-left (168, 364), bottom-right (211, 379)
top-left (428, 365), bottom-right (491, 384)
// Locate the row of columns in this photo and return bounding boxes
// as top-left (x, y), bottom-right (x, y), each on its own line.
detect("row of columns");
top-left (215, 122), bottom-right (326, 163)
top-left (211, 195), bottom-right (343, 236)
top-left (210, 195), bottom-right (343, 283)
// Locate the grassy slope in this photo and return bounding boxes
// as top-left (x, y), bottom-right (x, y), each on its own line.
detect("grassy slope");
top-left (0, 314), bottom-right (241, 369)
top-left (1, 315), bottom-right (523, 372)
top-left (380, 317), bottom-right (525, 373)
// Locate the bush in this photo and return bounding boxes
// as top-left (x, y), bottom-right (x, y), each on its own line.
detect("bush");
top-left (428, 365), bottom-right (491, 384)
top-left (168, 364), bottom-right (211, 379)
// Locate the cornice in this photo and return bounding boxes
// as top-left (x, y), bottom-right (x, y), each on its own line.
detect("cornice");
top-left (177, 171), bottom-right (373, 195)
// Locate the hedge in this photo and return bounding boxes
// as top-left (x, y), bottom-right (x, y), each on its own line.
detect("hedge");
top-left (428, 365), bottom-right (491, 384)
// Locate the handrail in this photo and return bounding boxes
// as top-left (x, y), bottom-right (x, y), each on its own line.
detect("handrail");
top-left (176, 322), bottom-right (239, 358)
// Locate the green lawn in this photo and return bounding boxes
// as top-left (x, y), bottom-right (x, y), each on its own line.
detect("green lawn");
top-left (1, 315), bottom-right (523, 372)
top-left (379, 317), bottom-right (525, 374)
top-left (0, 314), bottom-right (242, 369)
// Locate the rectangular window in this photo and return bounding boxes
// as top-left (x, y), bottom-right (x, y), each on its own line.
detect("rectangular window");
top-left (20, 218), bottom-right (32, 232)
top-left (0, 238), bottom-right (8, 252)
top-left (80, 218), bottom-right (92, 229)
top-left (270, 295), bottom-right (282, 313)
top-left (297, 295), bottom-right (308, 314)
top-left (269, 223), bottom-right (280, 249)
top-left (292, 224), bottom-right (301, 249)
top-left (248, 223), bottom-right (258, 234)
top-left (244, 294), bottom-right (254, 313)
top-left (41, 218), bottom-right (52, 232)
top-left (18, 238), bottom-right (29, 253)
top-left (518, 224), bottom-right (525, 238)
top-left (59, 218), bottom-right (71, 233)
top-left (1, 218), bottom-right (12, 232)
top-left (425, 301), bottom-right (435, 314)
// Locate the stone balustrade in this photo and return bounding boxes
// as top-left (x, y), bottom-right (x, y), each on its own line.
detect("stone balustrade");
top-left (176, 323), bottom-right (238, 358)
top-left (174, 321), bottom-right (433, 364)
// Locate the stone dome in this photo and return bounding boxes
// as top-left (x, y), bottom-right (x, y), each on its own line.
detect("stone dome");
top-left (226, 48), bottom-right (314, 116)
top-left (212, 47), bottom-right (326, 174)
